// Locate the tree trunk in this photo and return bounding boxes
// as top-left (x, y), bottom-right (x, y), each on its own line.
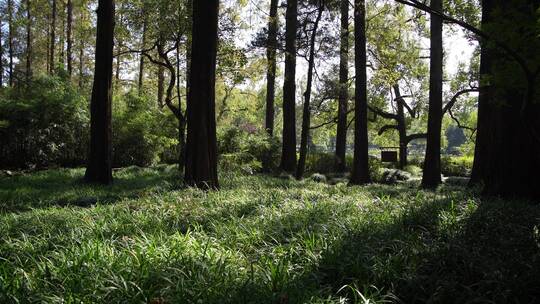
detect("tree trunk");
top-left (265, 0), bottom-right (279, 137)
top-left (137, 15), bottom-right (148, 94)
top-left (0, 17), bottom-right (3, 86)
top-left (335, 0), bottom-right (350, 173)
top-left (26, 0), bottom-right (33, 81)
top-left (8, 0), bottom-right (14, 86)
top-left (176, 40), bottom-right (186, 173)
top-left (394, 85), bottom-right (408, 169)
top-left (157, 64), bottom-right (165, 108)
top-left (66, 0), bottom-right (73, 77)
top-left (50, 0), bottom-right (57, 74)
top-left (421, 0), bottom-right (443, 189)
top-left (472, 0), bottom-right (540, 199)
top-left (84, 0), bottom-right (115, 185)
top-left (184, 0), bottom-right (219, 189)
top-left (296, 1), bottom-right (324, 180)
top-left (79, 40), bottom-right (84, 89)
top-left (350, 0), bottom-right (371, 185)
top-left (280, 0), bottom-right (298, 174)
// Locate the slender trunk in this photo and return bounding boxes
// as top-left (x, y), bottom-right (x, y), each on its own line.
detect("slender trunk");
top-left (114, 6), bottom-right (123, 90)
top-left (296, 2), bottom-right (324, 180)
top-left (335, 0), bottom-right (349, 173)
top-left (67, 0), bottom-right (73, 77)
top-left (395, 85), bottom-right (408, 169)
top-left (280, 0), bottom-right (298, 173)
top-left (8, 0), bottom-right (14, 86)
top-left (265, 0), bottom-right (279, 137)
top-left (421, 0), bottom-right (443, 189)
top-left (176, 40), bottom-right (186, 173)
top-left (26, 0), bottom-right (33, 81)
top-left (157, 64), bottom-right (165, 108)
top-left (184, 0), bottom-right (219, 189)
top-left (0, 18), bottom-right (3, 86)
top-left (137, 16), bottom-right (147, 94)
top-left (50, 0), bottom-right (57, 74)
top-left (84, 0), bottom-right (115, 185)
top-left (350, 0), bottom-right (371, 185)
top-left (60, 0), bottom-right (65, 66)
top-left (79, 41), bottom-right (84, 89)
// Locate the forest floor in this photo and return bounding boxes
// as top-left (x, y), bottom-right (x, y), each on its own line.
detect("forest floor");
top-left (1, 166), bottom-right (539, 303)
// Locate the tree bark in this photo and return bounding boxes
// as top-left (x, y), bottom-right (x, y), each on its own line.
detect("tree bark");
top-left (0, 17), bottom-right (3, 86)
top-left (84, 0), bottom-right (115, 185)
top-left (350, 0), bottom-right (371, 185)
top-left (335, 0), bottom-right (350, 173)
top-left (280, 0), bottom-right (298, 174)
top-left (184, 0), bottom-right (220, 189)
top-left (26, 0), bottom-right (33, 81)
top-left (394, 85), bottom-right (408, 169)
top-left (421, 0), bottom-right (443, 189)
top-left (265, 0), bottom-right (279, 137)
top-left (471, 0), bottom-right (540, 199)
top-left (50, 0), bottom-right (57, 74)
top-left (66, 0), bottom-right (73, 77)
top-left (296, 1), bottom-right (324, 180)
top-left (8, 0), bottom-right (14, 86)
top-left (157, 64), bottom-right (165, 108)
top-left (137, 15), bottom-right (148, 94)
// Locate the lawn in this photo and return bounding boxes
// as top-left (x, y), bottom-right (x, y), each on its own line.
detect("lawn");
top-left (1, 167), bottom-right (539, 303)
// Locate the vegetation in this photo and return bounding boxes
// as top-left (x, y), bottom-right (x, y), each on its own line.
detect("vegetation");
top-left (1, 169), bottom-right (539, 303)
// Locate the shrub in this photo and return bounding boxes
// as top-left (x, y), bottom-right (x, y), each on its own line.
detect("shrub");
top-left (404, 165), bottom-right (422, 177)
top-left (441, 155), bottom-right (473, 177)
top-left (380, 169), bottom-right (412, 184)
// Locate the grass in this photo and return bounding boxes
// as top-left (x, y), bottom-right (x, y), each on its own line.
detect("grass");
top-left (1, 167), bottom-right (539, 303)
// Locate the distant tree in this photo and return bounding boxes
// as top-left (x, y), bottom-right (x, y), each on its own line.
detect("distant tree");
top-left (335, 0), bottom-right (349, 173)
top-left (422, 0), bottom-right (443, 189)
top-left (184, 0), bottom-right (220, 189)
top-left (265, 0), bottom-right (279, 137)
top-left (66, 0), bottom-right (73, 77)
top-left (84, 0), bottom-right (115, 185)
top-left (26, 0), bottom-right (33, 81)
top-left (280, 0), bottom-right (298, 174)
top-left (50, 0), bottom-right (57, 74)
top-left (350, 0), bottom-right (371, 185)
top-left (8, 0), bottom-right (14, 86)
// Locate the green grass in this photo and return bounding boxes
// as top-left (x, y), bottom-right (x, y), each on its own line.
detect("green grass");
top-left (1, 167), bottom-right (539, 303)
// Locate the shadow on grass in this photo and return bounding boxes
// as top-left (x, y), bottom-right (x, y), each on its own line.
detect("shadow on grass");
top-left (0, 166), bottom-right (182, 213)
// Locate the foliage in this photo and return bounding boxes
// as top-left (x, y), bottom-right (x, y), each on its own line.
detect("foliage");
top-left (441, 155), bottom-right (474, 177)
top-left (1, 169), bottom-right (539, 303)
top-left (0, 76), bottom-right (89, 169)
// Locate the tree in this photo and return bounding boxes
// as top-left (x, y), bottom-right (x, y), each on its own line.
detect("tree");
top-left (50, 0), bottom-right (57, 74)
top-left (184, 0), bottom-right (220, 189)
top-left (296, 0), bottom-right (325, 180)
top-left (421, 0), bottom-right (443, 189)
top-left (84, 0), bottom-right (115, 185)
top-left (265, 0), bottom-right (279, 137)
top-left (280, 0), bottom-right (298, 174)
top-left (138, 14), bottom-right (148, 94)
top-left (350, 0), bottom-right (371, 185)
top-left (335, 0), bottom-right (349, 173)
top-left (470, 0), bottom-right (540, 199)
top-left (8, 0), bottom-right (14, 86)
top-left (66, 0), bottom-right (73, 77)
top-left (26, 0), bottom-right (33, 81)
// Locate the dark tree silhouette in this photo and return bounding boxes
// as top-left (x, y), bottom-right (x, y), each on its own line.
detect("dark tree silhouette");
top-left (350, 0), bottom-right (371, 185)
top-left (335, 0), bottom-right (349, 173)
top-left (184, 0), bottom-right (220, 190)
top-left (421, 0), bottom-right (443, 189)
top-left (280, 0), bottom-right (298, 174)
top-left (265, 0), bottom-right (279, 137)
top-left (84, 0), bottom-right (115, 185)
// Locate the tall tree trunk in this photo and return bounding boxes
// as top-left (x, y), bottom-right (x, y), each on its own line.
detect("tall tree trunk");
top-left (8, 0), bottom-right (14, 86)
top-left (421, 0), bottom-right (443, 189)
top-left (157, 64), bottom-right (165, 108)
top-left (79, 40), bottom-right (84, 89)
top-left (184, 0), bottom-right (219, 189)
top-left (0, 18), bottom-right (3, 86)
top-left (395, 85), bottom-right (408, 169)
top-left (472, 0), bottom-right (540, 199)
top-left (350, 0), bottom-right (371, 185)
top-left (137, 15), bottom-right (147, 94)
top-left (50, 0), bottom-right (57, 74)
top-left (265, 0), bottom-right (279, 137)
top-left (296, 1), bottom-right (324, 180)
top-left (335, 0), bottom-right (349, 173)
top-left (26, 0), bottom-right (33, 81)
top-left (280, 0), bottom-right (298, 173)
top-left (66, 0), bottom-right (73, 77)
top-left (60, 0), bottom-right (65, 65)
top-left (176, 39), bottom-right (186, 173)
top-left (84, 0), bottom-right (115, 185)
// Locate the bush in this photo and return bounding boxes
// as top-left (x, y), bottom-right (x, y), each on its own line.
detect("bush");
top-left (404, 165), bottom-right (422, 177)
top-left (0, 75), bottom-right (89, 169)
top-left (441, 155), bottom-right (473, 177)
top-left (380, 169), bottom-right (412, 184)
